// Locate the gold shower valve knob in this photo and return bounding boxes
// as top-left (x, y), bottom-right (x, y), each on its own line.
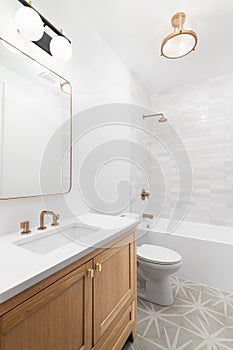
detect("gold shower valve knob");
top-left (141, 189), bottom-right (150, 201)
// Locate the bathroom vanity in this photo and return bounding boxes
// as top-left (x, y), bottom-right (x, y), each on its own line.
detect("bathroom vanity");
top-left (0, 214), bottom-right (138, 350)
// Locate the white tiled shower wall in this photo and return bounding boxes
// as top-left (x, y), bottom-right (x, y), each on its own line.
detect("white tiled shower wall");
top-left (148, 74), bottom-right (233, 226)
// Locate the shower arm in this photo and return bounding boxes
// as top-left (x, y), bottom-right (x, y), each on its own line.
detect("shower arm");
top-left (143, 113), bottom-right (164, 119)
top-left (143, 113), bottom-right (168, 123)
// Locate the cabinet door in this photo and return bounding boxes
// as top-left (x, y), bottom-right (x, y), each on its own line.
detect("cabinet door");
top-left (93, 233), bottom-right (136, 345)
top-left (1, 261), bottom-right (93, 350)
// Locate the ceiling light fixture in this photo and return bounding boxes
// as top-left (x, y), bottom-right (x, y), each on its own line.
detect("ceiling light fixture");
top-left (161, 12), bottom-right (198, 59)
top-left (15, 0), bottom-right (72, 63)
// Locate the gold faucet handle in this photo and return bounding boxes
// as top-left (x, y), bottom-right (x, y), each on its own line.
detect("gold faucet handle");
top-left (20, 221), bottom-right (31, 235)
top-left (51, 214), bottom-right (60, 226)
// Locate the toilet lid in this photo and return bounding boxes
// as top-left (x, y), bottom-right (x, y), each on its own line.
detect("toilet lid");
top-left (137, 244), bottom-right (182, 265)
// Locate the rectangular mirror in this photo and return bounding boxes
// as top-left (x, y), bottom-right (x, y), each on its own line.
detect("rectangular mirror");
top-left (0, 38), bottom-right (72, 199)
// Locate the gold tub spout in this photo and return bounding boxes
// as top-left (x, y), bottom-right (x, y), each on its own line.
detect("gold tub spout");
top-left (143, 213), bottom-right (154, 220)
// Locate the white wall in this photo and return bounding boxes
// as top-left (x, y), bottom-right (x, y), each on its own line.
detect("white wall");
top-left (130, 71), bottom-right (151, 108)
top-left (0, 0), bottom-right (132, 235)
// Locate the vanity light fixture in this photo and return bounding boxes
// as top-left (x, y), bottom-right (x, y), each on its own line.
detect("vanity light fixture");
top-left (161, 12), bottom-right (198, 59)
top-left (15, 0), bottom-right (72, 63)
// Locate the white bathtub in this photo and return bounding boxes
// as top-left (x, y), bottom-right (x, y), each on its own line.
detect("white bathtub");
top-left (137, 219), bottom-right (233, 293)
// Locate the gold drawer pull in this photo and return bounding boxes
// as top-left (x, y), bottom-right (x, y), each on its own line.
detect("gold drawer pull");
top-left (87, 268), bottom-right (94, 278)
top-left (95, 263), bottom-right (102, 272)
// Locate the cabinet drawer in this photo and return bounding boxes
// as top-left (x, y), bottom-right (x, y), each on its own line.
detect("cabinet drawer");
top-left (98, 302), bottom-right (136, 350)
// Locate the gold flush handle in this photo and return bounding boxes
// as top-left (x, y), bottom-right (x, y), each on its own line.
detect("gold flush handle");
top-left (20, 221), bottom-right (31, 235)
top-left (87, 268), bottom-right (94, 278)
top-left (95, 263), bottom-right (102, 272)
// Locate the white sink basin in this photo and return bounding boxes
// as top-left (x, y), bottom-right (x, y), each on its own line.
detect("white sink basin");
top-left (13, 223), bottom-right (100, 255)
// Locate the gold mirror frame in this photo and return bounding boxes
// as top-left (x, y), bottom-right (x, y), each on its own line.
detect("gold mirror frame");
top-left (0, 37), bottom-right (72, 200)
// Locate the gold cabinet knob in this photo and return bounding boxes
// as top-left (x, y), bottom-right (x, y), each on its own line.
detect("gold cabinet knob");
top-left (87, 268), bottom-right (94, 278)
top-left (95, 263), bottom-right (102, 272)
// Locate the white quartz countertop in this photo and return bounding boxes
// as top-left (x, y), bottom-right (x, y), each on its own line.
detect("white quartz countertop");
top-left (0, 213), bottom-right (139, 303)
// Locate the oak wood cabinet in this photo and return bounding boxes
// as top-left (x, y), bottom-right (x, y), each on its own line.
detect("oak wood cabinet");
top-left (0, 229), bottom-right (137, 350)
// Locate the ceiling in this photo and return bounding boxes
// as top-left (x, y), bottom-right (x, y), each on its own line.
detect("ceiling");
top-left (77, 0), bottom-right (233, 95)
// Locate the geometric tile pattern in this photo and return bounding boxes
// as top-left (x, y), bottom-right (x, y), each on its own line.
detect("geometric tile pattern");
top-left (123, 276), bottom-right (233, 350)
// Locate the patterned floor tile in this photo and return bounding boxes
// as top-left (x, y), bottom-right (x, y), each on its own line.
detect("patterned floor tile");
top-left (197, 326), bottom-right (233, 350)
top-left (122, 276), bottom-right (233, 350)
top-left (183, 320), bottom-right (233, 350)
top-left (171, 276), bottom-right (204, 298)
top-left (174, 290), bottom-right (227, 327)
top-left (204, 288), bottom-right (233, 317)
top-left (144, 325), bottom-right (203, 350)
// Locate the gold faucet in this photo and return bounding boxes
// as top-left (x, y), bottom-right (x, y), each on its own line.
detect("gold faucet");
top-left (38, 210), bottom-right (60, 230)
top-left (141, 189), bottom-right (150, 201)
top-left (20, 221), bottom-right (31, 235)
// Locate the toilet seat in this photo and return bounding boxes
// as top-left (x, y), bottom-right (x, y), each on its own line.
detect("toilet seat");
top-left (137, 244), bottom-right (182, 265)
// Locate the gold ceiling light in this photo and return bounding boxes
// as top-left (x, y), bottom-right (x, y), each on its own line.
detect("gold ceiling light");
top-left (161, 12), bottom-right (198, 59)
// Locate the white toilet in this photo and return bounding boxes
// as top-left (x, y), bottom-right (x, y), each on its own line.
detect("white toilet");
top-left (137, 244), bottom-right (182, 306)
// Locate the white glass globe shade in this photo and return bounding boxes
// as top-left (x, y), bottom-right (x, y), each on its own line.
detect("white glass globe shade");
top-left (15, 7), bottom-right (44, 41)
top-left (162, 33), bottom-right (196, 58)
top-left (50, 36), bottom-right (72, 63)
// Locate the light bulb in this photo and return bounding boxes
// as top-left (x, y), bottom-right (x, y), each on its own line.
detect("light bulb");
top-left (50, 36), bottom-right (72, 63)
top-left (15, 7), bottom-right (44, 41)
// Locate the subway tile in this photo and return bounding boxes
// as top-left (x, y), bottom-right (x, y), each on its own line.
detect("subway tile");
top-left (131, 74), bottom-right (233, 226)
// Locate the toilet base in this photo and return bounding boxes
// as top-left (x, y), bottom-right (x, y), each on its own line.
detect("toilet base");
top-left (137, 275), bottom-right (174, 306)
top-left (137, 251), bottom-right (182, 306)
